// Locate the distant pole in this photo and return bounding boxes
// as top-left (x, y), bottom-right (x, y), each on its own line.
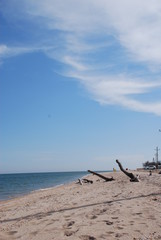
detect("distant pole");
top-left (155, 147), bottom-right (160, 168)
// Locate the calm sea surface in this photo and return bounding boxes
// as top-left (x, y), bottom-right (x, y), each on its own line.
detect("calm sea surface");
top-left (0, 171), bottom-right (88, 201)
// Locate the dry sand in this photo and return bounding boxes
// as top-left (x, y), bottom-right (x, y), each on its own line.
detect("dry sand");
top-left (0, 171), bottom-right (161, 240)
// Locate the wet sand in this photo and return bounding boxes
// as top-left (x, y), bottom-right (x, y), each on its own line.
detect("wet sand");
top-left (0, 171), bottom-right (161, 240)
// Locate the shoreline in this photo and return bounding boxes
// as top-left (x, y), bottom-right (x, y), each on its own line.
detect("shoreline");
top-left (0, 171), bottom-right (92, 204)
top-left (0, 171), bottom-right (111, 203)
top-left (0, 171), bottom-right (161, 239)
top-left (0, 171), bottom-right (90, 203)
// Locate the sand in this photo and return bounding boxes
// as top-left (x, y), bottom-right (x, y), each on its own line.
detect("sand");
top-left (0, 171), bottom-right (161, 240)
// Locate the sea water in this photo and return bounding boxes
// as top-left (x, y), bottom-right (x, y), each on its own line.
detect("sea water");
top-left (0, 171), bottom-right (87, 201)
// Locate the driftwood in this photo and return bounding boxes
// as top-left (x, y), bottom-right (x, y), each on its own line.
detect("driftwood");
top-left (116, 159), bottom-right (139, 182)
top-left (82, 178), bottom-right (93, 184)
top-left (88, 170), bottom-right (114, 181)
top-left (77, 178), bottom-right (83, 185)
top-left (76, 178), bottom-right (93, 185)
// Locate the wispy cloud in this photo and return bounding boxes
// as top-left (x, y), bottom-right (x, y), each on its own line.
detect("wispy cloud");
top-left (0, 44), bottom-right (35, 58)
top-left (1, 0), bottom-right (161, 115)
top-left (69, 72), bottom-right (161, 115)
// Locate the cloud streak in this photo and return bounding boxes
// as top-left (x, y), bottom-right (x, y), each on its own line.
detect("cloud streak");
top-left (0, 44), bottom-right (36, 58)
top-left (1, 0), bottom-right (161, 115)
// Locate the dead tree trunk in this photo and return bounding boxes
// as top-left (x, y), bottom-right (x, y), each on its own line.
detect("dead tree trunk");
top-left (88, 170), bottom-right (114, 181)
top-left (116, 159), bottom-right (139, 182)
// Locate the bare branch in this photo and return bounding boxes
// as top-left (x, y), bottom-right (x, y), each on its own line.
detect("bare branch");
top-left (116, 159), bottom-right (139, 182)
top-left (88, 170), bottom-right (114, 181)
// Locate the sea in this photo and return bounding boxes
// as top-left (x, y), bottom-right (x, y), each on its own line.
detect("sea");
top-left (0, 171), bottom-right (88, 201)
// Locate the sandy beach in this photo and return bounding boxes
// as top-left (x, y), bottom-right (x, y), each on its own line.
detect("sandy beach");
top-left (0, 171), bottom-right (161, 240)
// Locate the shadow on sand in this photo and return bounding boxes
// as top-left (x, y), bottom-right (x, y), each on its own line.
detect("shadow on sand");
top-left (1, 191), bottom-right (161, 223)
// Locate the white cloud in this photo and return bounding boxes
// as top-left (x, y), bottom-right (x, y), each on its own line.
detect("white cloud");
top-left (69, 72), bottom-right (161, 115)
top-left (0, 45), bottom-right (8, 54)
top-left (1, 0), bottom-right (161, 115)
top-left (24, 0), bottom-right (161, 65)
top-left (63, 56), bottom-right (88, 71)
top-left (0, 44), bottom-right (38, 59)
top-left (111, 2), bottom-right (161, 65)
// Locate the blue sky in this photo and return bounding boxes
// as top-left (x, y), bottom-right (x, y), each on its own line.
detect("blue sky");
top-left (1, 0), bottom-right (161, 173)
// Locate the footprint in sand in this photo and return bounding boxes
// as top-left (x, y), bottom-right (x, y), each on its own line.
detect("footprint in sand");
top-left (8, 231), bottom-right (17, 236)
top-left (147, 215), bottom-right (156, 220)
top-left (106, 231), bottom-right (115, 235)
top-left (30, 231), bottom-right (38, 236)
top-left (90, 215), bottom-right (97, 219)
top-left (115, 233), bottom-right (122, 238)
top-left (86, 214), bottom-right (97, 219)
top-left (91, 208), bottom-right (107, 216)
top-left (64, 220), bottom-right (75, 229)
top-left (115, 233), bottom-right (128, 238)
top-left (135, 212), bottom-right (142, 215)
top-left (103, 220), bottom-right (113, 225)
top-left (111, 217), bottom-right (118, 219)
top-left (64, 230), bottom-right (74, 237)
top-left (99, 208), bottom-right (107, 214)
top-left (64, 222), bottom-right (78, 237)
top-left (130, 220), bottom-right (134, 225)
top-left (64, 215), bottom-right (71, 218)
top-left (79, 235), bottom-right (96, 240)
top-left (99, 233), bottom-right (114, 239)
top-left (67, 221), bottom-right (75, 227)
top-left (117, 226), bottom-right (124, 230)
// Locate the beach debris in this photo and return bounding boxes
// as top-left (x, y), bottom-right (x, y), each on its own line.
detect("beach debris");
top-left (88, 170), bottom-right (114, 181)
top-left (76, 178), bottom-right (93, 185)
top-left (116, 159), bottom-right (139, 182)
top-left (82, 178), bottom-right (93, 184)
top-left (77, 179), bottom-right (83, 185)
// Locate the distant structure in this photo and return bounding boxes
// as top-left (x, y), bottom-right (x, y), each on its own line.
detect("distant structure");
top-left (155, 146), bottom-right (160, 164)
top-left (143, 146), bottom-right (161, 169)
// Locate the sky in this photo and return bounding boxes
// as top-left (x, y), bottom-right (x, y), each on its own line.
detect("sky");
top-left (1, 0), bottom-right (161, 173)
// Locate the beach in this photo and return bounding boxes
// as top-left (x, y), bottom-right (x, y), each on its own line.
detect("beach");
top-left (0, 171), bottom-right (161, 240)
